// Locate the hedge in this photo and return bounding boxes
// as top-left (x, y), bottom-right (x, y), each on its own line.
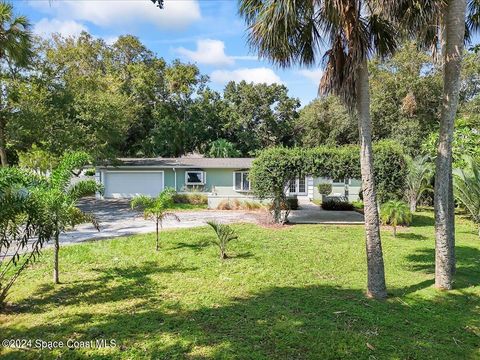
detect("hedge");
top-left (249, 141), bottom-right (407, 222)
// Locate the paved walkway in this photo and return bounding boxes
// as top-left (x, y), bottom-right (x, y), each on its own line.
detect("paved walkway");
top-left (288, 200), bottom-right (364, 225)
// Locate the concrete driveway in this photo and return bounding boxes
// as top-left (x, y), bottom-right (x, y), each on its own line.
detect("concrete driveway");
top-left (59, 198), bottom-right (259, 245)
top-left (289, 201), bottom-right (364, 224)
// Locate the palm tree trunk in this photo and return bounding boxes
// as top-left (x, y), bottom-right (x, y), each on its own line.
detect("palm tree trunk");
top-left (0, 119), bottom-right (8, 167)
top-left (434, 0), bottom-right (466, 290)
top-left (53, 232), bottom-right (60, 284)
top-left (356, 59), bottom-right (387, 299)
top-left (409, 196), bottom-right (417, 213)
top-left (156, 220), bottom-right (159, 251)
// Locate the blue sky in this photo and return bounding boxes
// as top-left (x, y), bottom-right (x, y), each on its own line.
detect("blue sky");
top-left (15, 0), bottom-right (322, 107)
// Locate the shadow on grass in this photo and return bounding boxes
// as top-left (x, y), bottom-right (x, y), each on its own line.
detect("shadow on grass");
top-left (396, 233), bottom-right (429, 241)
top-left (13, 261), bottom-right (197, 314)
top-left (410, 214), bottom-right (435, 227)
top-left (173, 241), bottom-right (211, 251)
top-left (2, 283), bottom-right (479, 359)
top-left (405, 246), bottom-right (480, 289)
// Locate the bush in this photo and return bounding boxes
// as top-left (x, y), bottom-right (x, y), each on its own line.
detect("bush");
top-left (216, 199), bottom-right (264, 211)
top-left (317, 183), bottom-right (332, 195)
top-left (321, 199), bottom-right (354, 211)
top-left (173, 193), bottom-right (208, 205)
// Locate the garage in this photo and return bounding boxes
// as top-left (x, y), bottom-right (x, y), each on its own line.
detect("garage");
top-left (103, 171), bottom-right (164, 198)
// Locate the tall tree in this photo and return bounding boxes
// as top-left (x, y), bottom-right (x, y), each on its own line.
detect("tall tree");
top-left (0, 2), bottom-right (32, 166)
top-left (239, 0), bottom-right (398, 299)
top-left (434, 0), bottom-right (467, 289)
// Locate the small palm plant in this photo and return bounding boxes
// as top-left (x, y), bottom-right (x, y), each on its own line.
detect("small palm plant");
top-left (380, 200), bottom-right (413, 237)
top-left (206, 221), bottom-right (238, 260)
top-left (453, 157), bottom-right (480, 237)
top-left (39, 151), bottom-right (102, 284)
top-left (131, 188), bottom-right (179, 251)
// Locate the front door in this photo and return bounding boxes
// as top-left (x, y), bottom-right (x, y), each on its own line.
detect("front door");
top-left (289, 177), bottom-right (307, 195)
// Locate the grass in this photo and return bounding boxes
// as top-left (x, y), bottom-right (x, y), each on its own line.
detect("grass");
top-left (1, 211), bottom-right (479, 359)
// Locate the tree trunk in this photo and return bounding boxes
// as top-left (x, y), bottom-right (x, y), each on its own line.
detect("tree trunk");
top-left (409, 196), bottom-right (417, 213)
top-left (356, 59), bottom-right (387, 299)
top-left (393, 226), bottom-right (397, 238)
top-left (0, 119), bottom-right (8, 167)
top-left (434, 0), bottom-right (466, 290)
top-left (156, 220), bottom-right (159, 251)
top-left (53, 232), bottom-right (60, 284)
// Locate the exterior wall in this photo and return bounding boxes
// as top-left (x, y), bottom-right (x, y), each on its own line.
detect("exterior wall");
top-left (312, 177), bottom-right (362, 202)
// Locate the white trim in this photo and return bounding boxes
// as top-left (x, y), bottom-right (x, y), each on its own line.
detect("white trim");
top-left (103, 170), bottom-right (165, 173)
top-left (185, 170), bottom-right (205, 185)
top-left (288, 176), bottom-right (307, 195)
top-left (233, 171), bottom-right (250, 192)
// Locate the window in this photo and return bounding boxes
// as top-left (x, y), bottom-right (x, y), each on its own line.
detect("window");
top-left (185, 171), bottom-right (205, 185)
top-left (234, 171), bottom-right (250, 191)
top-left (333, 178), bottom-right (348, 184)
top-left (289, 177), bottom-right (307, 195)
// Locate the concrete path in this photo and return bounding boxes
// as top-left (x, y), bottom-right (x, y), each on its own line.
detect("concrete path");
top-left (289, 200), bottom-right (364, 225)
top-left (59, 198), bottom-right (259, 245)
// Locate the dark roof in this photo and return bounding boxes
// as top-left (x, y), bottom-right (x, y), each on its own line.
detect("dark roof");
top-left (98, 157), bottom-right (254, 169)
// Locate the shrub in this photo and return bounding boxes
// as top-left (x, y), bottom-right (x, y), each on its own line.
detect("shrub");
top-left (173, 193), bottom-right (208, 205)
top-left (216, 199), bottom-right (264, 211)
top-left (317, 183), bottom-right (332, 195)
top-left (321, 199), bottom-right (354, 211)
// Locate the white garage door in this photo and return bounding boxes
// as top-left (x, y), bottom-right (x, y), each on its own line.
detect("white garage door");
top-left (104, 171), bottom-right (164, 198)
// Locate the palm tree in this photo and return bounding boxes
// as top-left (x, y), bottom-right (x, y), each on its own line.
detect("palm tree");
top-left (390, 0), bottom-right (474, 289)
top-left (206, 220), bottom-right (238, 259)
top-left (405, 156), bottom-right (433, 212)
top-left (0, 2), bottom-right (32, 166)
top-left (238, 0), bottom-right (398, 299)
top-left (131, 188), bottom-right (180, 251)
top-left (39, 152), bottom-right (102, 284)
top-left (207, 139), bottom-right (240, 158)
top-left (453, 157), bottom-right (480, 237)
top-left (380, 200), bottom-right (413, 237)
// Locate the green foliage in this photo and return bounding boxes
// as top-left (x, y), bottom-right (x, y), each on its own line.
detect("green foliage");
top-left (0, 167), bottom-right (49, 307)
top-left (317, 183), bottom-right (332, 196)
top-left (18, 144), bottom-right (58, 175)
top-left (453, 157), bottom-right (480, 236)
top-left (206, 221), bottom-right (238, 259)
top-left (380, 200), bottom-right (412, 237)
top-left (222, 81), bottom-right (300, 155)
top-left (131, 188), bottom-right (180, 250)
top-left (321, 199), bottom-right (355, 211)
top-left (296, 95), bottom-right (357, 147)
top-left (422, 117), bottom-right (480, 167)
top-left (206, 139), bottom-right (240, 158)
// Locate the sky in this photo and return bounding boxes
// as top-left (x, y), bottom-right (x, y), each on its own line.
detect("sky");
top-left (15, 0), bottom-right (323, 107)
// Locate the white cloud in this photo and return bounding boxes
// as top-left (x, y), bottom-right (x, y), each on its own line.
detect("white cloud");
top-left (176, 39), bottom-right (234, 66)
top-left (211, 67), bottom-right (282, 85)
top-left (31, 0), bottom-right (201, 30)
top-left (175, 39), bottom-right (258, 66)
top-left (298, 69), bottom-right (324, 84)
top-left (34, 18), bottom-right (88, 38)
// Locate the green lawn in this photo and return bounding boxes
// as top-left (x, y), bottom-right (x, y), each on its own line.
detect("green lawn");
top-left (1, 212), bottom-right (479, 359)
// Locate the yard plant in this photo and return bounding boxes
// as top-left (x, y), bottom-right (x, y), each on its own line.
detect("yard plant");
top-left (131, 189), bottom-right (180, 251)
top-left (206, 220), bottom-right (238, 259)
top-left (380, 200), bottom-right (413, 237)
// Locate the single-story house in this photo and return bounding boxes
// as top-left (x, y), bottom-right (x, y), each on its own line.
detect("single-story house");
top-left (95, 157), bottom-right (361, 207)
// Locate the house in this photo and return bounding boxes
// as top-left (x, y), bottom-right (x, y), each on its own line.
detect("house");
top-left (95, 157), bottom-right (361, 207)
